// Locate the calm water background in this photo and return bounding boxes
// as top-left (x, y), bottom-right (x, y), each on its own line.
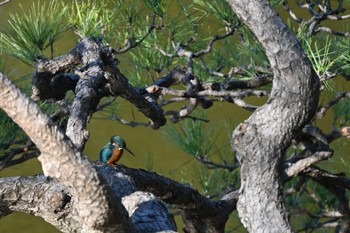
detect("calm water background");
top-left (0, 1), bottom-right (349, 232)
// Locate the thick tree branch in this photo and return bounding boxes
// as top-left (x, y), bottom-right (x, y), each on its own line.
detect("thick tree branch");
top-left (34, 38), bottom-right (166, 148)
top-left (0, 166), bottom-right (178, 233)
top-left (0, 72), bottom-right (131, 232)
top-left (285, 150), bottom-right (333, 178)
top-left (227, 0), bottom-right (320, 232)
top-left (106, 64), bottom-right (166, 129)
top-left (119, 165), bottom-right (236, 233)
top-left (0, 175), bottom-right (79, 232)
top-left (223, 75), bottom-right (273, 90)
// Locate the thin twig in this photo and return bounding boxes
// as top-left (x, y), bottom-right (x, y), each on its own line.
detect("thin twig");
top-left (115, 15), bottom-right (157, 54)
top-left (110, 115), bottom-right (150, 127)
top-left (315, 26), bottom-right (350, 37)
top-left (195, 154), bottom-right (239, 171)
top-left (314, 92), bottom-right (350, 120)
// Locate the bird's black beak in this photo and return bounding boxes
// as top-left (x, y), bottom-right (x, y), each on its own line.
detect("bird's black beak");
top-left (124, 147), bottom-right (135, 156)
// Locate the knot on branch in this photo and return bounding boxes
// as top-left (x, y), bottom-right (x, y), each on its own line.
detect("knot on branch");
top-left (32, 37), bottom-right (166, 139)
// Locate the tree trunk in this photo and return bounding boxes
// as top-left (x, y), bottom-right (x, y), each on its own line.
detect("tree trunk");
top-left (226, 0), bottom-right (320, 232)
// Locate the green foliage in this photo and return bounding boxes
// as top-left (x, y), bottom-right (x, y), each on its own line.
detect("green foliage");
top-left (202, 153), bottom-right (238, 197)
top-left (164, 112), bottom-right (239, 196)
top-left (67, 0), bottom-right (114, 38)
top-left (269, 0), bottom-right (284, 8)
top-left (304, 37), bottom-right (340, 77)
top-left (111, 1), bottom-right (145, 44)
top-left (335, 37), bottom-right (350, 75)
top-left (197, 156), bottom-right (238, 197)
top-left (196, 38), bottom-right (263, 82)
top-left (193, 0), bottom-right (237, 27)
top-left (298, 29), bottom-right (349, 91)
top-left (142, 0), bottom-right (167, 17)
top-left (112, 0), bottom-right (142, 26)
top-left (167, 1), bottom-right (207, 46)
top-left (1, 0), bottom-right (68, 65)
top-left (285, 179), bottom-right (338, 231)
top-left (333, 98), bottom-right (350, 127)
top-left (0, 110), bottom-right (24, 145)
top-left (144, 152), bottom-right (154, 172)
top-left (127, 33), bottom-right (174, 86)
top-left (98, 98), bottom-right (123, 119)
top-left (67, 0), bottom-right (159, 48)
top-left (164, 112), bottom-right (215, 156)
top-left (236, 26), bottom-right (269, 69)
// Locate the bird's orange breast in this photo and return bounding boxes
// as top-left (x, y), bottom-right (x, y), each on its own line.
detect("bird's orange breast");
top-left (107, 148), bottom-right (124, 165)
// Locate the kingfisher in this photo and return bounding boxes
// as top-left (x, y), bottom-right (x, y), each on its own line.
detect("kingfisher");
top-left (99, 135), bottom-right (135, 165)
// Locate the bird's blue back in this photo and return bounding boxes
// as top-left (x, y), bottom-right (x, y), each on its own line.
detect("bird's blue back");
top-left (99, 143), bottom-right (113, 163)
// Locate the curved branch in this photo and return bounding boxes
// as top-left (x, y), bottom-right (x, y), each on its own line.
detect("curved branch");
top-left (34, 37), bottom-right (166, 143)
top-left (314, 92), bottom-right (350, 120)
top-left (119, 165), bottom-right (236, 233)
top-left (0, 167), bottom-right (177, 233)
top-left (193, 22), bottom-right (240, 57)
top-left (0, 72), bottom-right (131, 232)
top-left (227, 0), bottom-right (320, 232)
top-left (285, 150), bottom-right (333, 178)
top-left (0, 175), bottom-right (79, 232)
top-left (115, 15), bottom-right (157, 54)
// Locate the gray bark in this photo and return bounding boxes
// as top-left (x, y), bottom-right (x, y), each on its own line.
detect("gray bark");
top-left (121, 166), bottom-right (237, 233)
top-left (0, 165), bottom-right (177, 233)
top-left (33, 38), bottom-right (166, 150)
top-left (226, 0), bottom-right (320, 232)
top-left (0, 72), bottom-right (131, 232)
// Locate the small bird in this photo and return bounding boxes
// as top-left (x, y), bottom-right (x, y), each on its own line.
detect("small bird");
top-left (99, 135), bottom-right (135, 165)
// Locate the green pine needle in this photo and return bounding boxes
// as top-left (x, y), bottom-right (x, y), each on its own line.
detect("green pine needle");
top-left (142, 0), bottom-right (167, 17)
top-left (1, 0), bottom-right (68, 65)
top-left (193, 0), bottom-right (237, 27)
top-left (164, 111), bottom-right (215, 156)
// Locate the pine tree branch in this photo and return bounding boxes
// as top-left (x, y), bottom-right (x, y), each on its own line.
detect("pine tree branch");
top-left (0, 166), bottom-right (178, 233)
top-left (0, 72), bottom-right (131, 232)
top-left (119, 165), bottom-right (236, 233)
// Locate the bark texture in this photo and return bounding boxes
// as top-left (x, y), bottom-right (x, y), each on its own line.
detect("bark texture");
top-left (33, 38), bottom-right (166, 150)
top-left (121, 166), bottom-right (237, 233)
top-left (226, 0), bottom-right (320, 232)
top-left (0, 165), bottom-right (177, 233)
top-left (0, 72), bottom-right (131, 232)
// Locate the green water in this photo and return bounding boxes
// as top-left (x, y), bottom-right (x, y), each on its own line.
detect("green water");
top-left (0, 0), bottom-right (349, 232)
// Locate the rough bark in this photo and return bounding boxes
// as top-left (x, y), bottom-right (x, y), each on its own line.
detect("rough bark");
top-left (0, 165), bottom-right (177, 233)
top-left (34, 37), bottom-right (166, 150)
top-left (226, 0), bottom-right (320, 232)
top-left (0, 72), bottom-right (131, 232)
top-left (120, 166), bottom-right (237, 233)
top-left (0, 175), bottom-right (80, 232)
